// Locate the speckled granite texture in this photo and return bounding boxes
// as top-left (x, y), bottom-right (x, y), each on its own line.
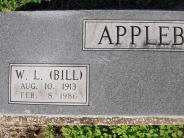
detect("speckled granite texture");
top-left (1, 11), bottom-right (184, 116)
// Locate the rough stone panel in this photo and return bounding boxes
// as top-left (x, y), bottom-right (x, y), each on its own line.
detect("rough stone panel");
top-left (0, 115), bottom-right (184, 126)
top-left (0, 115), bottom-right (184, 137)
top-left (0, 126), bottom-right (38, 138)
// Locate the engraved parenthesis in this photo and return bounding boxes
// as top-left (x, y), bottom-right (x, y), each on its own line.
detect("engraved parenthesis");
top-left (80, 70), bottom-right (82, 80)
top-left (50, 70), bottom-right (52, 80)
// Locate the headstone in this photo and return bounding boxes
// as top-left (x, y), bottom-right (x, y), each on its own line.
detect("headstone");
top-left (1, 10), bottom-right (184, 116)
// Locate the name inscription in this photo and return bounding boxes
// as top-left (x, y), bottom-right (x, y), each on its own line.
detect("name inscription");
top-left (83, 20), bottom-right (184, 51)
top-left (9, 64), bottom-right (89, 105)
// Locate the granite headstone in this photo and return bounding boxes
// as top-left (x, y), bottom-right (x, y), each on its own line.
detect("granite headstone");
top-left (1, 10), bottom-right (184, 116)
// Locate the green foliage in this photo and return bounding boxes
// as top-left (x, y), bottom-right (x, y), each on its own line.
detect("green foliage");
top-left (61, 125), bottom-right (111, 138)
top-left (0, 0), bottom-right (182, 11)
top-left (45, 124), bottom-right (56, 138)
top-left (0, 0), bottom-right (41, 11)
top-left (110, 125), bottom-right (160, 138)
top-left (61, 125), bottom-right (184, 138)
top-left (160, 125), bottom-right (184, 138)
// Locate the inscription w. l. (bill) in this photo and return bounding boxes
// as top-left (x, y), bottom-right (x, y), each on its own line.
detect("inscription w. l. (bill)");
top-left (9, 64), bottom-right (89, 105)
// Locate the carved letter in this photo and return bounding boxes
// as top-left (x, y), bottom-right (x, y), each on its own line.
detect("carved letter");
top-left (131, 26), bottom-right (141, 44)
top-left (174, 27), bottom-right (184, 45)
top-left (98, 26), bottom-right (114, 44)
top-left (116, 26), bottom-right (126, 44)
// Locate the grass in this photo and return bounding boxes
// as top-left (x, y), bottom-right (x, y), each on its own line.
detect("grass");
top-left (0, 0), bottom-right (183, 11)
top-left (41, 125), bottom-right (184, 138)
top-left (0, 0), bottom-right (41, 11)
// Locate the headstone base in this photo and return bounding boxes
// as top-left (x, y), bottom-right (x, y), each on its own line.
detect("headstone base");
top-left (0, 115), bottom-right (184, 125)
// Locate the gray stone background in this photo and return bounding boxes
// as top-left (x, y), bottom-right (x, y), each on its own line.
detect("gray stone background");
top-left (1, 11), bottom-right (184, 116)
